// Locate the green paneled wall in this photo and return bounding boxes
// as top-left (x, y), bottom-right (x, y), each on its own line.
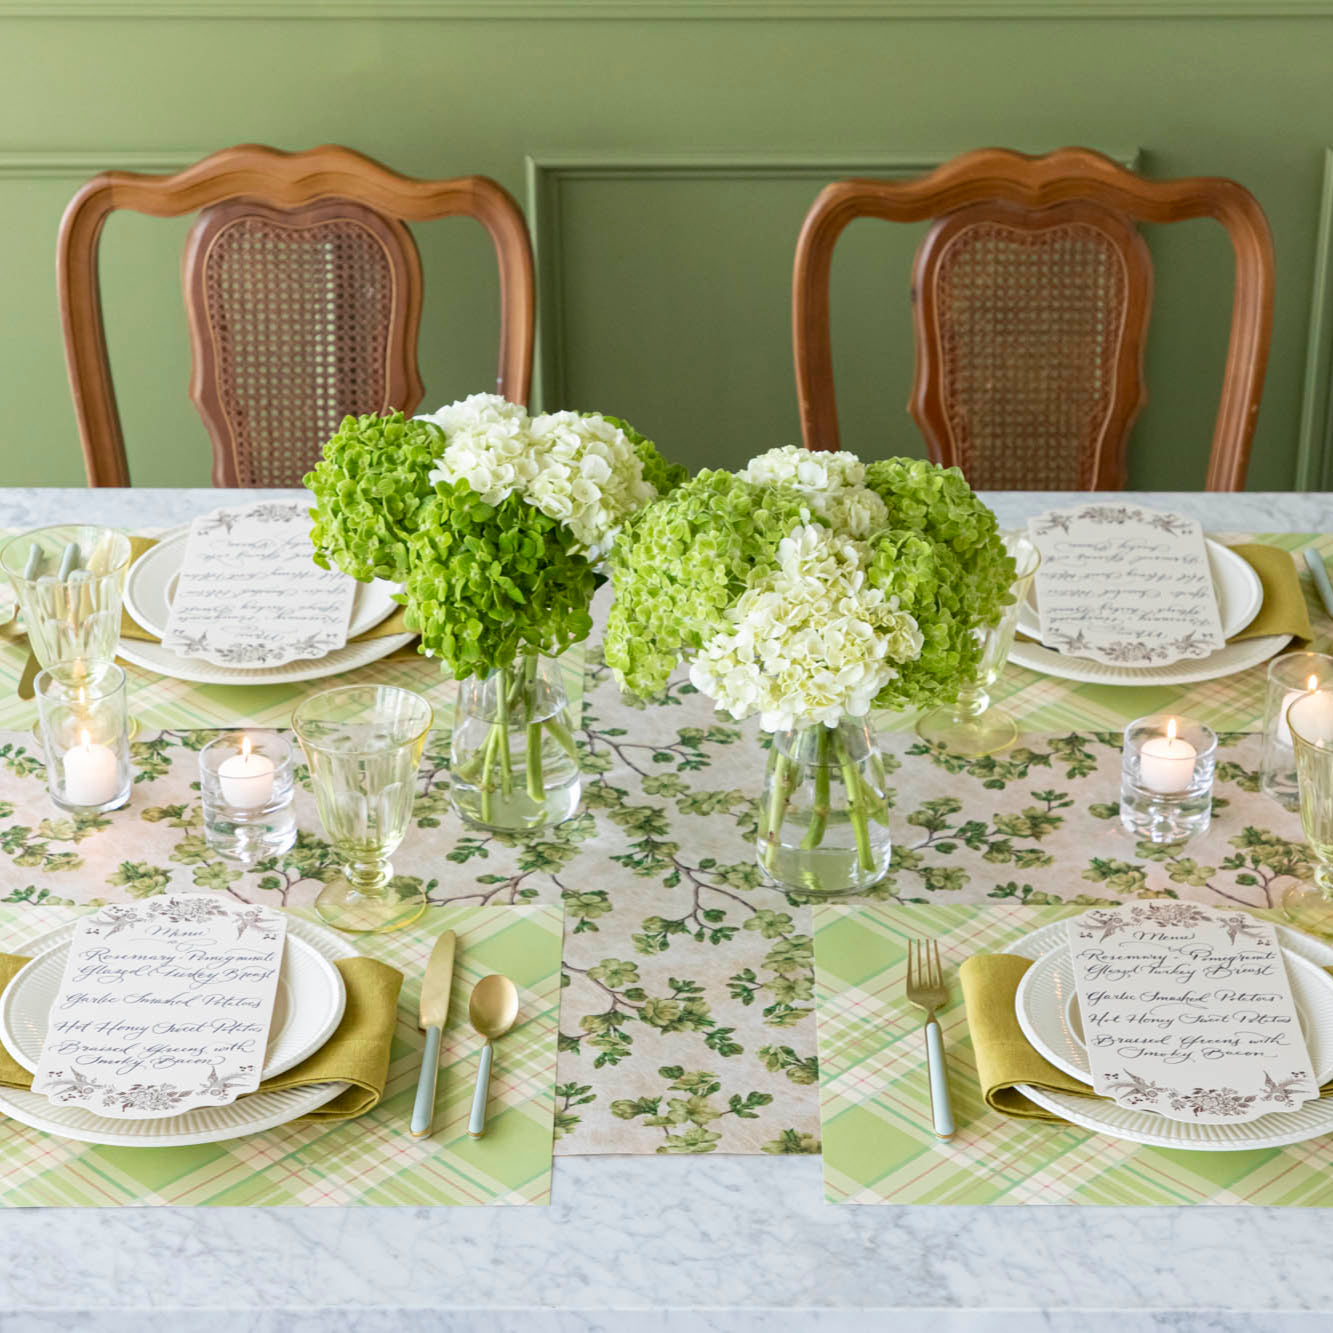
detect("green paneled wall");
top-left (1, 4), bottom-right (1332, 490)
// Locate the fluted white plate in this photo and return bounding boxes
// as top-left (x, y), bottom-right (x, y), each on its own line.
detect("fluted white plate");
top-left (1017, 537), bottom-right (1262, 644)
top-left (1003, 917), bottom-right (1333, 1150)
top-left (1008, 531), bottom-right (1287, 686)
top-left (0, 915), bottom-right (358, 1147)
top-left (119, 527), bottom-right (414, 686)
top-left (1015, 936), bottom-right (1333, 1089)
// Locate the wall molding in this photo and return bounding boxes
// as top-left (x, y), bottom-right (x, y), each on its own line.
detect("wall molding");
top-left (3, 1), bottom-right (1333, 18)
top-left (0, 152), bottom-right (200, 181)
top-left (1295, 148), bottom-right (1333, 490)
top-left (525, 148), bottom-right (1140, 412)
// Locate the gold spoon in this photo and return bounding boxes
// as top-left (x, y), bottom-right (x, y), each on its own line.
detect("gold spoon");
top-left (466, 973), bottom-right (519, 1139)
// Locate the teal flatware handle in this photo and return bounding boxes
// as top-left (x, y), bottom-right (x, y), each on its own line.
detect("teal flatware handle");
top-left (1306, 548), bottom-right (1333, 620)
top-left (410, 1024), bottom-right (442, 1138)
top-left (468, 1040), bottom-right (493, 1138)
top-left (924, 1017), bottom-right (954, 1140)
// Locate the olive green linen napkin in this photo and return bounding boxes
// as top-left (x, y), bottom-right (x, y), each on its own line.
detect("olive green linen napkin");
top-left (961, 951), bottom-right (1333, 1123)
top-left (0, 952), bottom-right (404, 1121)
top-left (119, 535), bottom-right (420, 657)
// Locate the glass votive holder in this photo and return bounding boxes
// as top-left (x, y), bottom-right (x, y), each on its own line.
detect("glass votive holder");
top-left (199, 731), bottom-right (297, 865)
top-left (34, 660), bottom-right (131, 814)
top-left (1120, 713), bottom-right (1217, 845)
top-left (1260, 652), bottom-right (1333, 810)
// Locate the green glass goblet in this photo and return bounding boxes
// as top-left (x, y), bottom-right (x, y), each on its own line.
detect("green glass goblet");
top-left (292, 684), bottom-right (433, 935)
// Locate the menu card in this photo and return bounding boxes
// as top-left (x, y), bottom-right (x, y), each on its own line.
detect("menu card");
top-left (1066, 903), bottom-right (1317, 1123)
top-left (1028, 504), bottom-right (1224, 666)
top-left (162, 499), bottom-right (354, 666)
top-left (31, 896), bottom-right (287, 1119)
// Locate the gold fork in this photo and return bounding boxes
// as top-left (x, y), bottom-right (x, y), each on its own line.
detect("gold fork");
top-left (905, 938), bottom-right (955, 1140)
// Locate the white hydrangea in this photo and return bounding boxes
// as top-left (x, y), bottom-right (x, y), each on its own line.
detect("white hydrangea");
top-left (740, 444), bottom-right (866, 492)
top-left (689, 522), bottom-right (923, 731)
top-left (422, 397), bottom-right (655, 557)
top-left (739, 444), bottom-right (888, 538)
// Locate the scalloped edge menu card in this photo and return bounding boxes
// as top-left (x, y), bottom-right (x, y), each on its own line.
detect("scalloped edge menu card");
top-left (1066, 903), bottom-right (1317, 1123)
top-left (1028, 504), bottom-right (1224, 666)
top-left (31, 896), bottom-right (286, 1119)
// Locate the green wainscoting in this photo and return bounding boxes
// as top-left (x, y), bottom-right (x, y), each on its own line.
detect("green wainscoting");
top-left (1, 4), bottom-right (1332, 489)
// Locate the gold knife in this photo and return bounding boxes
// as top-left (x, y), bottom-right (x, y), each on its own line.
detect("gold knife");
top-left (410, 928), bottom-right (457, 1138)
top-left (16, 647), bottom-right (39, 701)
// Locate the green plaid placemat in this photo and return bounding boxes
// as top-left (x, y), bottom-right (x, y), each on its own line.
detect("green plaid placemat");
top-left (0, 902), bottom-right (562, 1206)
top-left (875, 531), bottom-right (1333, 735)
top-left (813, 902), bottom-right (1333, 1205)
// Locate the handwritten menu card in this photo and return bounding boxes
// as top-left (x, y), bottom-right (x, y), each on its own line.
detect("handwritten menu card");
top-left (1028, 505), bottom-right (1224, 666)
top-left (1066, 904), bottom-right (1317, 1123)
top-left (162, 499), bottom-right (354, 667)
top-left (31, 896), bottom-right (287, 1118)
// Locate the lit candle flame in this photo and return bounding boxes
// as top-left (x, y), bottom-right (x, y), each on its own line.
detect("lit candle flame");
top-left (241, 735), bottom-right (252, 762)
top-left (79, 728), bottom-right (91, 752)
top-left (1309, 675), bottom-right (1320, 692)
top-left (1166, 718), bottom-right (1177, 743)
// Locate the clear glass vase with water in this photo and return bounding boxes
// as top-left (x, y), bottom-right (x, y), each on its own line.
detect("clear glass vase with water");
top-left (450, 650), bottom-right (582, 834)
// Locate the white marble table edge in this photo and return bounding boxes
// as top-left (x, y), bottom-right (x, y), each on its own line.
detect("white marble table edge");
top-left (0, 489), bottom-right (1331, 1326)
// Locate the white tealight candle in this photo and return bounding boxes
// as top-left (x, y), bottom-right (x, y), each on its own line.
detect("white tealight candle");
top-left (63, 729), bottom-right (120, 807)
top-left (1278, 675), bottom-right (1333, 748)
top-left (217, 736), bottom-right (276, 810)
top-left (1139, 718), bottom-right (1198, 795)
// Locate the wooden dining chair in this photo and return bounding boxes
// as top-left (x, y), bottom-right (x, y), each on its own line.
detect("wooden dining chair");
top-left (59, 144), bottom-right (535, 487)
top-left (792, 147), bottom-right (1275, 491)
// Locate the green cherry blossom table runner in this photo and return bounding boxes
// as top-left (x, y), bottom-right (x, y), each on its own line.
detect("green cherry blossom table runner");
top-left (0, 532), bottom-right (1324, 1161)
top-left (0, 903), bottom-right (562, 1206)
top-left (814, 902), bottom-right (1333, 1205)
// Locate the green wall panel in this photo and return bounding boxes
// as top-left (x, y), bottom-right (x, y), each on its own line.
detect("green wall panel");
top-left (0, 8), bottom-right (1330, 489)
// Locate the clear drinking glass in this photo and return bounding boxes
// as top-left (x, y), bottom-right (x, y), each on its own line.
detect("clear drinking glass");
top-left (1260, 651), bottom-right (1333, 810)
top-left (1283, 688), bottom-right (1333, 936)
top-left (450, 650), bottom-right (581, 834)
top-left (34, 660), bottom-right (131, 814)
top-left (292, 685), bottom-right (433, 934)
top-left (756, 718), bottom-right (891, 898)
top-left (915, 531), bottom-right (1041, 757)
top-left (0, 526), bottom-right (132, 667)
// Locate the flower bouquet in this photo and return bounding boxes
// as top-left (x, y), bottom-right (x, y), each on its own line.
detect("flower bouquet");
top-left (306, 394), bottom-right (685, 834)
top-left (605, 447), bottom-right (1013, 896)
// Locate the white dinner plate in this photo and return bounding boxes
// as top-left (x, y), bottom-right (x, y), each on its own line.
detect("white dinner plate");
top-left (0, 920), bottom-right (346, 1081)
top-left (1014, 936), bottom-right (1333, 1089)
top-left (1017, 538), bottom-right (1262, 643)
top-left (0, 915), bottom-right (358, 1148)
top-left (1009, 532), bottom-right (1287, 686)
top-left (125, 527), bottom-right (399, 641)
top-left (120, 529), bottom-right (414, 686)
top-left (1003, 916), bottom-right (1333, 1151)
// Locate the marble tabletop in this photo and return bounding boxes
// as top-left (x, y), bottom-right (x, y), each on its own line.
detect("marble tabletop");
top-left (2, 488), bottom-right (1332, 1333)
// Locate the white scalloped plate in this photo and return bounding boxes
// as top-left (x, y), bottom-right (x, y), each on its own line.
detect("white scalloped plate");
top-left (1015, 937), bottom-right (1333, 1089)
top-left (0, 915), bottom-right (358, 1147)
top-left (1003, 917), bottom-right (1333, 1150)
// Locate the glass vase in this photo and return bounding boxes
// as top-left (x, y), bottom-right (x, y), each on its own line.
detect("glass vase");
top-left (450, 649), bottom-right (582, 834)
top-left (756, 718), bottom-right (891, 897)
top-left (915, 530), bottom-right (1041, 757)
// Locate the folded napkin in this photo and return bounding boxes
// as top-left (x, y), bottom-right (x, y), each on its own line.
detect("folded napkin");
top-left (119, 536), bottom-right (420, 658)
top-left (0, 952), bottom-right (404, 1122)
top-left (961, 952), bottom-right (1333, 1124)
top-left (1016, 543), bottom-right (1312, 648)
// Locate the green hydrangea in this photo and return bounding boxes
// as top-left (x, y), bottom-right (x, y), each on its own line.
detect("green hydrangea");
top-left (305, 411), bottom-right (440, 582)
top-left (862, 459), bottom-right (1014, 711)
top-left (604, 470), bottom-right (811, 697)
top-left (402, 482), bottom-right (598, 678)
